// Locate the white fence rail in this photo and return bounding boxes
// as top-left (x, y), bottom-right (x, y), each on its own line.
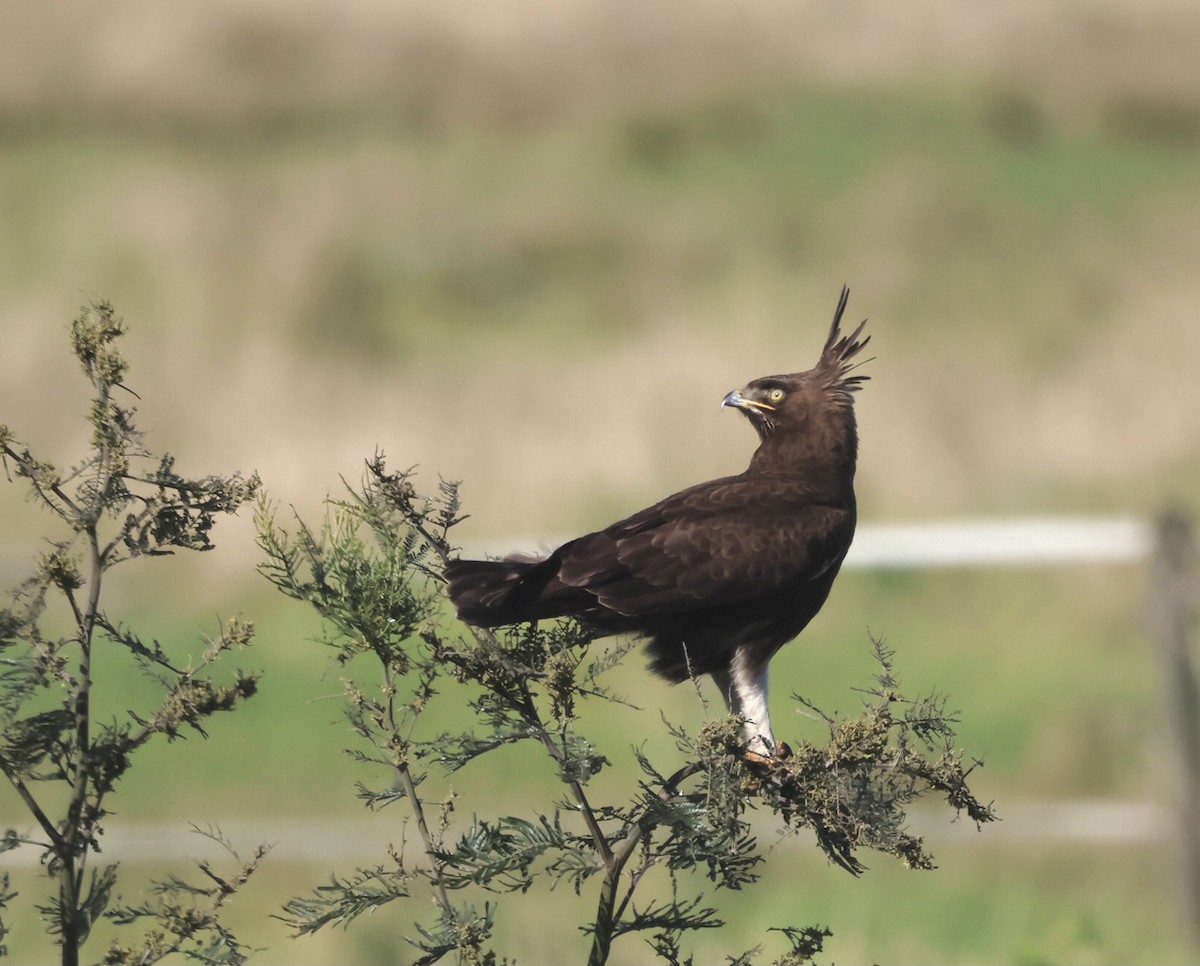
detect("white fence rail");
top-left (1, 800), bottom-right (1169, 869)
top-left (845, 517), bottom-right (1153, 567)
top-left (470, 516), bottom-right (1155, 568)
top-left (1, 516), bottom-right (1157, 579)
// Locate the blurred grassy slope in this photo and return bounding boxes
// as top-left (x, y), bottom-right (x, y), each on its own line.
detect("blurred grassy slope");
top-left (2, 1), bottom-right (1200, 963)
top-left (3, 82), bottom-right (1198, 532)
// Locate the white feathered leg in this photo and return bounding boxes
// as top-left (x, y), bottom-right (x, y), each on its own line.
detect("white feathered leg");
top-left (711, 648), bottom-right (776, 756)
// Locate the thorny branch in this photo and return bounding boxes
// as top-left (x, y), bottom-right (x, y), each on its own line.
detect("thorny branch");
top-left (1, 301), bottom-right (263, 965)
top-left (258, 458), bottom-right (995, 966)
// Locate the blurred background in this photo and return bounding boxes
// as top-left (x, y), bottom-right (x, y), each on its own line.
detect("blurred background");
top-left (2, 1), bottom-right (1200, 963)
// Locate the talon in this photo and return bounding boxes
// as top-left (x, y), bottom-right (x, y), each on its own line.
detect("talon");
top-left (744, 746), bottom-right (791, 769)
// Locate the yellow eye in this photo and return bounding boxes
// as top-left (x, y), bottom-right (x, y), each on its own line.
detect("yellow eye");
top-left (768, 388), bottom-right (785, 403)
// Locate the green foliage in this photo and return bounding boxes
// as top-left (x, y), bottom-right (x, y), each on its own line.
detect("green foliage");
top-left (258, 457), bottom-right (995, 964)
top-left (100, 828), bottom-right (270, 966)
top-left (0, 872), bottom-right (13, 956)
top-left (0, 302), bottom-right (263, 965)
top-left (749, 639), bottom-right (996, 876)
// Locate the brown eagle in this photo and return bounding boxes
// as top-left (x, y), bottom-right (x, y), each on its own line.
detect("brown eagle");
top-left (445, 288), bottom-right (869, 755)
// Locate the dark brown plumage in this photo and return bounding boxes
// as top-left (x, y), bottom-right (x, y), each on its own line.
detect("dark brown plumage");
top-left (445, 287), bottom-right (869, 754)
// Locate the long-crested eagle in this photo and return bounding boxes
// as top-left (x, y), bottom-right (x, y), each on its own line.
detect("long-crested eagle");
top-left (445, 288), bottom-right (869, 756)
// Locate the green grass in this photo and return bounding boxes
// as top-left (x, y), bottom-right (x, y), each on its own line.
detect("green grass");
top-left (1, 543), bottom-right (1183, 963)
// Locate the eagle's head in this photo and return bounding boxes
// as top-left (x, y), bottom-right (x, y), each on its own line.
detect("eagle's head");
top-left (723, 287), bottom-right (870, 466)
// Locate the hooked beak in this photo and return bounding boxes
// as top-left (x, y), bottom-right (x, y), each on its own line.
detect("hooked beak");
top-left (722, 389), bottom-right (776, 413)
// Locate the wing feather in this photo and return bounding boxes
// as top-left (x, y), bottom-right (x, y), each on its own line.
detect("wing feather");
top-left (554, 476), bottom-right (853, 617)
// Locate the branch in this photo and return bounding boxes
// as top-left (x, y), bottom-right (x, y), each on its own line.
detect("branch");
top-left (0, 752), bottom-right (63, 851)
top-left (0, 443), bottom-right (85, 521)
top-left (587, 759), bottom-right (705, 966)
top-left (399, 758), bottom-right (454, 917)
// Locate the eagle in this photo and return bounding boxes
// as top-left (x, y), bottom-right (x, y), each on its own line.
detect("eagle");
top-left (445, 288), bottom-right (869, 756)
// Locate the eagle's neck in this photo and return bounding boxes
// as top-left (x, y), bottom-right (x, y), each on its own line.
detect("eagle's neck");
top-left (747, 413), bottom-right (858, 491)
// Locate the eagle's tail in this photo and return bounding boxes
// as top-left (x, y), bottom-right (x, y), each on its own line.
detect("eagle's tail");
top-left (444, 554), bottom-right (555, 627)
